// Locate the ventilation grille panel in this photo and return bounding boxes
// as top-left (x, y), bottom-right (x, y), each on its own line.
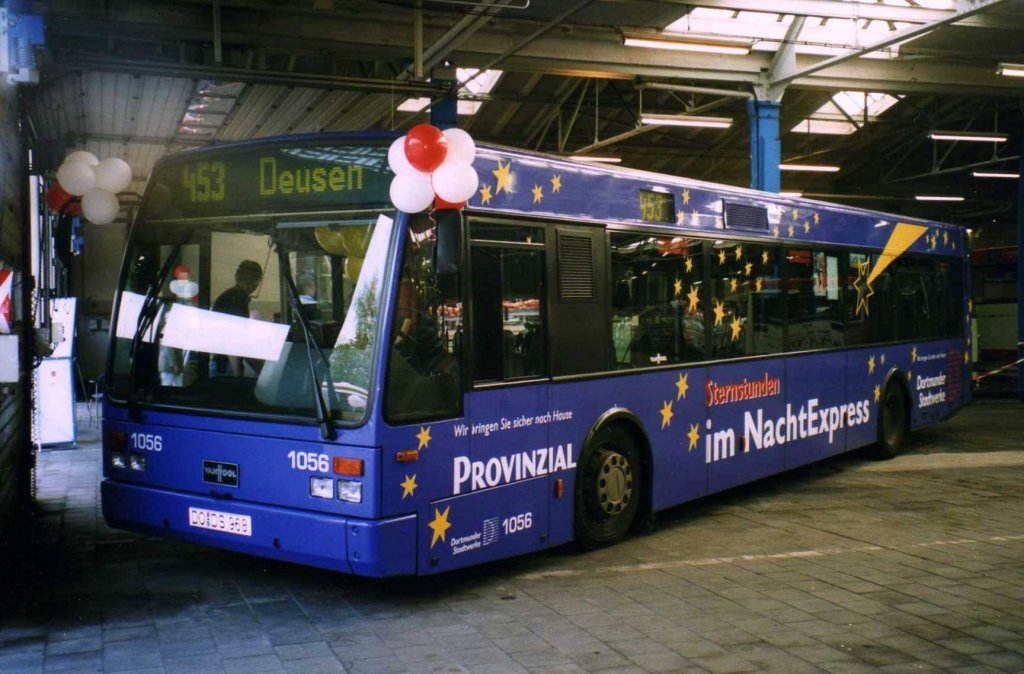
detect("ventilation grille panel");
top-left (558, 234), bottom-right (594, 300)
top-left (723, 201), bottom-right (769, 231)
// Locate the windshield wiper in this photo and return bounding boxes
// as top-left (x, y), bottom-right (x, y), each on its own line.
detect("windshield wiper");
top-left (127, 241), bottom-right (185, 420)
top-left (277, 249), bottom-right (337, 440)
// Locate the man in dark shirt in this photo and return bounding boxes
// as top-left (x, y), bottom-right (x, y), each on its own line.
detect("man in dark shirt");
top-left (211, 260), bottom-right (263, 376)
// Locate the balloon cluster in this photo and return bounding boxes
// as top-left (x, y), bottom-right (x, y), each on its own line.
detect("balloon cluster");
top-left (46, 150), bottom-right (133, 225)
top-left (388, 124), bottom-right (479, 213)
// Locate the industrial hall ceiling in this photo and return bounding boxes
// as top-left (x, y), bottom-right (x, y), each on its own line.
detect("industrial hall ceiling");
top-left (23, 0), bottom-right (1024, 243)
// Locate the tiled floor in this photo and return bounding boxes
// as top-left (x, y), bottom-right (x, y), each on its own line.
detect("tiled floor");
top-left (2, 400), bottom-right (1024, 673)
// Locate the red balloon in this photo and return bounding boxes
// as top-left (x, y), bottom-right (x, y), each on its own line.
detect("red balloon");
top-left (45, 183), bottom-right (73, 212)
top-left (433, 196), bottom-right (466, 211)
top-left (405, 124), bottom-right (448, 173)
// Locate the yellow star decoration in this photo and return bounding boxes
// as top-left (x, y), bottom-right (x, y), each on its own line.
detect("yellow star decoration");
top-left (853, 260), bottom-right (874, 317)
top-left (788, 224), bottom-right (795, 237)
top-left (792, 208), bottom-right (800, 222)
top-left (730, 278), bottom-right (738, 293)
top-left (687, 286), bottom-right (700, 314)
top-left (755, 278), bottom-right (764, 292)
top-left (907, 370), bottom-right (912, 381)
top-left (929, 234), bottom-right (937, 251)
top-left (730, 316), bottom-right (742, 341)
top-left (713, 299), bottom-right (726, 326)
top-left (942, 230), bottom-right (949, 246)
top-left (874, 384), bottom-right (881, 403)
top-left (676, 373), bottom-right (689, 400)
top-left (964, 352), bottom-right (970, 364)
top-left (676, 210), bottom-right (686, 225)
top-left (685, 257), bottom-right (694, 273)
top-left (479, 184), bottom-right (493, 204)
top-left (687, 423), bottom-right (700, 452)
top-left (803, 221), bottom-right (811, 234)
top-left (659, 401), bottom-right (674, 430)
top-left (735, 246), bottom-right (743, 261)
top-left (416, 426), bottom-right (432, 450)
top-left (492, 160), bottom-right (513, 195)
top-left (400, 475), bottom-right (418, 499)
top-left (911, 346), bottom-right (918, 363)
top-left (868, 355), bottom-right (876, 374)
top-left (951, 241), bottom-right (956, 252)
top-left (880, 353), bottom-right (886, 365)
top-left (773, 225), bottom-right (780, 238)
top-left (682, 189), bottom-right (691, 205)
top-left (691, 209), bottom-right (700, 226)
top-left (718, 249), bottom-right (727, 264)
top-left (428, 506), bottom-right (452, 548)
top-left (968, 300), bottom-right (973, 313)
top-left (762, 250), bottom-right (769, 265)
top-left (531, 184), bottom-right (544, 204)
top-left (813, 212), bottom-right (820, 225)
top-left (744, 261), bottom-right (753, 276)
top-left (674, 278), bottom-right (683, 297)
top-left (550, 174), bottom-right (562, 193)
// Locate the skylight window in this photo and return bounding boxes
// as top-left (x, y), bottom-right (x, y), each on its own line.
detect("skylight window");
top-left (791, 91), bottom-right (902, 135)
top-left (396, 68), bottom-right (503, 116)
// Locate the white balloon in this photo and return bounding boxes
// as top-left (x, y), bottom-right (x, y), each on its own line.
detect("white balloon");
top-left (57, 160), bottom-right (97, 196)
top-left (432, 158), bottom-right (479, 204)
top-left (387, 136), bottom-right (416, 176)
top-left (65, 150), bottom-right (99, 166)
top-left (94, 157), bottom-right (133, 193)
top-left (389, 172), bottom-right (434, 213)
top-left (442, 128), bottom-right (476, 164)
top-left (81, 188), bottom-right (120, 225)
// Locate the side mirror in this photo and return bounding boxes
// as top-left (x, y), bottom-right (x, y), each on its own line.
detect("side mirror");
top-left (434, 209), bottom-right (463, 276)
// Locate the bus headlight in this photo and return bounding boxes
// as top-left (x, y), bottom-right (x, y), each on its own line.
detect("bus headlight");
top-left (111, 452), bottom-right (127, 469)
top-left (310, 477), bottom-right (334, 499)
top-left (129, 454), bottom-right (147, 471)
top-left (337, 479), bottom-right (362, 503)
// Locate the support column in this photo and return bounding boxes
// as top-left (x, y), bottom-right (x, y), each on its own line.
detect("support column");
top-left (747, 99), bottom-right (781, 192)
top-left (430, 65), bottom-right (458, 131)
top-left (1017, 148), bottom-right (1024, 400)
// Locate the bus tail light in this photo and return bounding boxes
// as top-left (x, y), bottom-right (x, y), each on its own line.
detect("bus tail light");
top-left (333, 457), bottom-right (364, 476)
top-left (395, 449), bottom-right (419, 463)
top-left (106, 431), bottom-right (127, 451)
top-left (555, 478), bottom-right (564, 498)
top-left (338, 479), bottom-right (362, 503)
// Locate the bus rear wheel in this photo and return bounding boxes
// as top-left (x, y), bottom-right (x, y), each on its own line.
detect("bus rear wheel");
top-left (872, 381), bottom-right (909, 460)
top-left (575, 426), bottom-right (642, 549)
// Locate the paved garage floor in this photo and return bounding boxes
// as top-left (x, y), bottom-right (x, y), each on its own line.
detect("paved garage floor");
top-left (3, 399), bottom-right (1024, 673)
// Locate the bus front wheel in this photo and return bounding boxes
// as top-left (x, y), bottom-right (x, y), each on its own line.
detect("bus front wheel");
top-left (575, 426), bottom-right (642, 549)
top-left (873, 381), bottom-right (909, 460)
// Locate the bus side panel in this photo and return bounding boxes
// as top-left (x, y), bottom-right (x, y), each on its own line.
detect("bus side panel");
top-left (419, 476), bottom-right (550, 574)
top-left (706, 360), bottom-right (786, 492)
top-left (844, 348), bottom-right (878, 452)
top-left (548, 370), bottom-right (709, 519)
top-left (783, 352), bottom-right (849, 470)
top-left (908, 340), bottom-right (966, 430)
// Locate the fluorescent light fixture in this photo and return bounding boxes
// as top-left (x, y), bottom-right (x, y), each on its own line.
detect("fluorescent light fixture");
top-left (568, 155), bottom-right (622, 164)
top-left (998, 63), bottom-right (1024, 78)
top-left (779, 163), bottom-right (841, 173)
top-left (972, 171), bottom-right (1020, 179)
top-left (779, 191), bottom-right (803, 198)
top-left (928, 130), bottom-right (1008, 143)
top-left (640, 114), bottom-right (732, 129)
top-left (623, 34), bottom-right (750, 56)
top-left (915, 195), bottom-right (964, 202)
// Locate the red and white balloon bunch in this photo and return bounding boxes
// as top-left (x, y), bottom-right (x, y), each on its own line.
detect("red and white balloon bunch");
top-left (47, 150), bottom-right (132, 225)
top-left (388, 124), bottom-right (479, 213)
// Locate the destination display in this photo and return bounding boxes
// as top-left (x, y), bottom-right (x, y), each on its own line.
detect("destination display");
top-left (141, 142), bottom-right (393, 219)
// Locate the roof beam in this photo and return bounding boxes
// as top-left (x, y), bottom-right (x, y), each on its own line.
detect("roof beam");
top-left (656, 0), bottom-right (955, 24)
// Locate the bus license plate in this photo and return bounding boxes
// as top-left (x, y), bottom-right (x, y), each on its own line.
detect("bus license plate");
top-left (188, 507), bottom-right (252, 537)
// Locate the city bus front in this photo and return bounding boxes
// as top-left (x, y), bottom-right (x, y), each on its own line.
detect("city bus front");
top-left (101, 135), bottom-right (440, 576)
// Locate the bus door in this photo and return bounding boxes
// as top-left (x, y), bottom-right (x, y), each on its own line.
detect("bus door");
top-left (426, 220), bottom-right (553, 571)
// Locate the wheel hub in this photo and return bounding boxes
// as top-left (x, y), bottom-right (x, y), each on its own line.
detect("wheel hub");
top-left (595, 451), bottom-right (632, 516)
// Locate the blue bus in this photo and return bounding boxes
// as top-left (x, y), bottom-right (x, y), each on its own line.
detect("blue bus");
top-left (102, 132), bottom-right (969, 576)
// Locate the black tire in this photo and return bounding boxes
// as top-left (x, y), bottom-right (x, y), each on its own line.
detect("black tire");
top-left (575, 425), bottom-right (643, 549)
top-left (871, 381), bottom-right (909, 460)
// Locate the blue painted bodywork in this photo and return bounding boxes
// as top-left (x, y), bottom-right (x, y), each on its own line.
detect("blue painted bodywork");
top-left (103, 132), bottom-right (970, 576)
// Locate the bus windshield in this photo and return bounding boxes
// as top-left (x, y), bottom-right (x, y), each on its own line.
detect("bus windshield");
top-left (108, 212), bottom-right (394, 425)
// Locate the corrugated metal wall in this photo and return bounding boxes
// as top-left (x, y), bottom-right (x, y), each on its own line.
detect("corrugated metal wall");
top-left (0, 82), bottom-right (29, 545)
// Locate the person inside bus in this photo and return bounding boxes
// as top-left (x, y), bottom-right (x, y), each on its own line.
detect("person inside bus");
top-left (210, 260), bottom-right (263, 377)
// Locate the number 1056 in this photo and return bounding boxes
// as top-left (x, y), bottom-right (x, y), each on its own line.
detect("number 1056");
top-left (502, 512), bottom-right (532, 534)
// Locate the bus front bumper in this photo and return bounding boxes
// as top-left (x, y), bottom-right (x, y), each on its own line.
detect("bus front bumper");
top-left (101, 480), bottom-right (417, 577)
